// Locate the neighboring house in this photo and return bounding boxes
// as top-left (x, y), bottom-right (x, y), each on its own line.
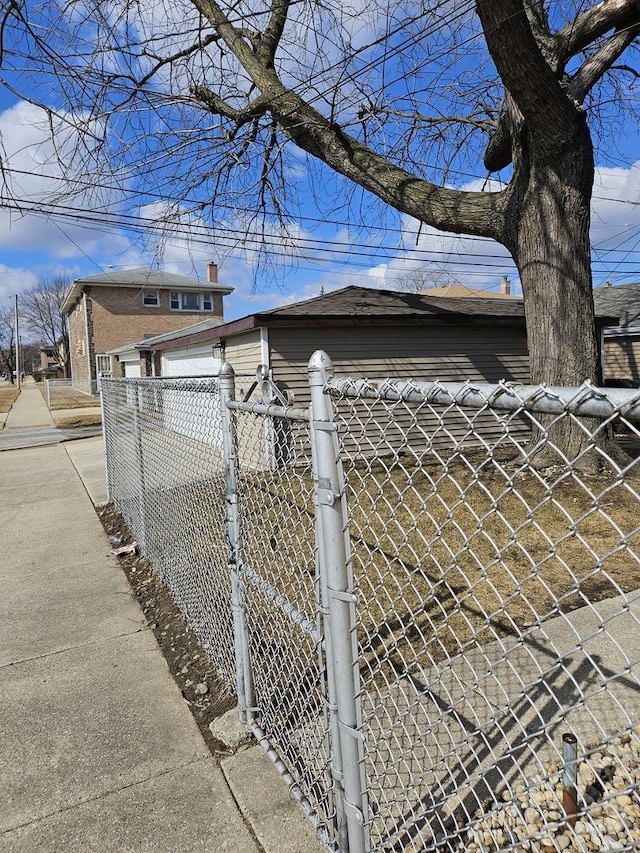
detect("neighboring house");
top-left (37, 343), bottom-right (66, 379)
top-left (62, 264), bottom-right (233, 382)
top-left (420, 276), bottom-right (521, 299)
top-left (594, 282), bottom-right (640, 387)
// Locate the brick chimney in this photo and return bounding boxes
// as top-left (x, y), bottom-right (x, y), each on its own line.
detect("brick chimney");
top-left (500, 275), bottom-right (511, 295)
top-left (207, 262), bottom-right (218, 283)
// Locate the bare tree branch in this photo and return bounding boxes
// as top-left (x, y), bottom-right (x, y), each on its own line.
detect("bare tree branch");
top-left (19, 276), bottom-right (71, 378)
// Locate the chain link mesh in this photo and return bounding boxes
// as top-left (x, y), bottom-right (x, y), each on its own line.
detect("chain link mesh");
top-left (232, 404), bottom-right (337, 843)
top-left (101, 365), bottom-right (640, 853)
top-left (326, 375), bottom-right (640, 852)
top-left (101, 377), bottom-right (236, 690)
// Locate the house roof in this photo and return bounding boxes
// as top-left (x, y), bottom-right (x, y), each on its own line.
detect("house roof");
top-left (140, 284), bottom-right (611, 353)
top-left (106, 316), bottom-right (225, 357)
top-left (419, 283), bottom-right (522, 299)
top-left (62, 267), bottom-right (234, 313)
top-left (593, 282), bottom-right (640, 332)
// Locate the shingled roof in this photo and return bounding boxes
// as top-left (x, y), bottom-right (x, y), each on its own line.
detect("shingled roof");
top-left (593, 283), bottom-right (640, 330)
top-left (62, 267), bottom-right (233, 313)
top-left (252, 285), bottom-right (526, 321)
top-left (140, 284), bottom-right (620, 352)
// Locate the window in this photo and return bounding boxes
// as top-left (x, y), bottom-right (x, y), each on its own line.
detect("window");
top-left (96, 354), bottom-right (111, 377)
top-left (169, 291), bottom-right (215, 312)
top-left (143, 289), bottom-right (159, 307)
top-left (181, 291), bottom-right (200, 310)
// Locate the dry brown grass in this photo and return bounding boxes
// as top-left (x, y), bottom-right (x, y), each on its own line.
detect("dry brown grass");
top-left (346, 452), bottom-right (640, 672)
top-left (38, 384), bottom-right (101, 410)
top-left (0, 386), bottom-right (20, 414)
top-left (52, 412), bottom-right (103, 428)
top-left (238, 449), bottom-right (640, 675)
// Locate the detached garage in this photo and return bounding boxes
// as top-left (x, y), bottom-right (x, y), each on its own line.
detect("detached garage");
top-left (147, 285), bottom-right (532, 392)
top-left (160, 344), bottom-right (222, 378)
top-left (110, 285), bottom-right (618, 465)
top-left (107, 317), bottom-right (224, 378)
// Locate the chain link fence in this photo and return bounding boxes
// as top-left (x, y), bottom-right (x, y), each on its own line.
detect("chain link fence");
top-left (101, 376), bottom-right (236, 687)
top-left (101, 355), bottom-right (640, 852)
top-left (45, 378), bottom-right (100, 408)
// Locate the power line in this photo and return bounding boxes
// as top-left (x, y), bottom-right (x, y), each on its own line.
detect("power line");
top-left (2, 197), bottom-right (640, 280)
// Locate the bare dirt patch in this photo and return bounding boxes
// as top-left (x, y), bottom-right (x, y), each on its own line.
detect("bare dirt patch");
top-left (95, 502), bottom-right (236, 755)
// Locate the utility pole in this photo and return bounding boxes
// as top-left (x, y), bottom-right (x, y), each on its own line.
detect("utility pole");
top-left (14, 294), bottom-right (21, 389)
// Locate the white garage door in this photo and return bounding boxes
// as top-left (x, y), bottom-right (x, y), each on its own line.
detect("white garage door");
top-left (161, 350), bottom-right (220, 377)
top-left (123, 361), bottom-right (142, 378)
top-left (160, 347), bottom-right (222, 447)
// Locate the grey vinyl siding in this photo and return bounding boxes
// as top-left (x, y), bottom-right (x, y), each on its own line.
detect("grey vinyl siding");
top-left (268, 325), bottom-right (531, 458)
top-left (604, 336), bottom-right (640, 385)
top-left (269, 325), bottom-right (529, 403)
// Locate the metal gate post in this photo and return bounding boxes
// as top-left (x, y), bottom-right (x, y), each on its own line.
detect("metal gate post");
top-left (308, 350), bottom-right (369, 853)
top-left (99, 378), bottom-right (112, 503)
top-left (218, 362), bottom-right (255, 724)
top-left (132, 382), bottom-right (147, 552)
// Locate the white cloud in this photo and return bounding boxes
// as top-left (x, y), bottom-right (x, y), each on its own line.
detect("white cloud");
top-left (0, 100), bottom-right (130, 262)
top-left (0, 264), bottom-right (38, 302)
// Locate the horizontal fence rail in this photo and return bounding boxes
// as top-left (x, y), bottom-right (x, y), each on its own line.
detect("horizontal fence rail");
top-left (101, 354), bottom-right (640, 852)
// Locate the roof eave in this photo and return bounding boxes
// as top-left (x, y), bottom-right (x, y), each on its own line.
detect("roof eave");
top-left (148, 314), bottom-right (259, 351)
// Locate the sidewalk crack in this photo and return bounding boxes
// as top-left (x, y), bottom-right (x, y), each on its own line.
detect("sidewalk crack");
top-left (0, 755), bottom-right (214, 836)
top-left (0, 625), bottom-right (149, 670)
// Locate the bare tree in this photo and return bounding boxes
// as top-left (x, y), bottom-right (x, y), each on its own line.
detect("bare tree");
top-left (394, 268), bottom-right (458, 293)
top-left (19, 276), bottom-right (71, 378)
top-left (0, 303), bottom-right (16, 383)
top-left (2, 1), bottom-right (640, 460)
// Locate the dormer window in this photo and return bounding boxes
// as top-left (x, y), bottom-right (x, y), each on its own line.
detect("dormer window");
top-left (143, 289), bottom-right (159, 307)
top-left (170, 291), bottom-right (215, 312)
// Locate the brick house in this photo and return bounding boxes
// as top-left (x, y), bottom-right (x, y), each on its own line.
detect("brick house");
top-left (36, 343), bottom-right (66, 380)
top-left (62, 264), bottom-right (233, 381)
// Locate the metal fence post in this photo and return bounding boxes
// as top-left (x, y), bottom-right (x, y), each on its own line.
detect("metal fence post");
top-left (45, 379), bottom-right (51, 409)
top-left (131, 382), bottom-right (147, 553)
top-left (218, 362), bottom-right (255, 724)
top-left (308, 350), bottom-right (369, 853)
top-left (99, 378), bottom-right (112, 503)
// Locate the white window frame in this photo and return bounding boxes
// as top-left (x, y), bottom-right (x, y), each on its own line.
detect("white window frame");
top-left (169, 291), bottom-right (215, 312)
top-left (96, 354), bottom-right (112, 377)
top-left (142, 289), bottom-right (160, 307)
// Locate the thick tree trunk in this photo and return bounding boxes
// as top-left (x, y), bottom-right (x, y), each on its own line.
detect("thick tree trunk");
top-left (504, 127), bottom-right (622, 468)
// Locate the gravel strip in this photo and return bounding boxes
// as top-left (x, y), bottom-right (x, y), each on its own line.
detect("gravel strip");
top-left (455, 730), bottom-right (640, 852)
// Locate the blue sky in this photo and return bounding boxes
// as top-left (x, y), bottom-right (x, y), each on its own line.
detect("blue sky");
top-left (1, 4), bottom-right (639, 324)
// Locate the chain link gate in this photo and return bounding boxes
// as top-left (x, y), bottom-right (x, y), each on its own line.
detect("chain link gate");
top-left (101, 355), bottom-right (640, 853)
top-left (218, 360), bottom-right (369, 851)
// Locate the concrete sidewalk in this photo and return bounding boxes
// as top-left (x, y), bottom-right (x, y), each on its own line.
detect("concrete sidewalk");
top-left (0, 437), bottom-right (323, 849)
top-left (2, 378), bottom-right (54, 429)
